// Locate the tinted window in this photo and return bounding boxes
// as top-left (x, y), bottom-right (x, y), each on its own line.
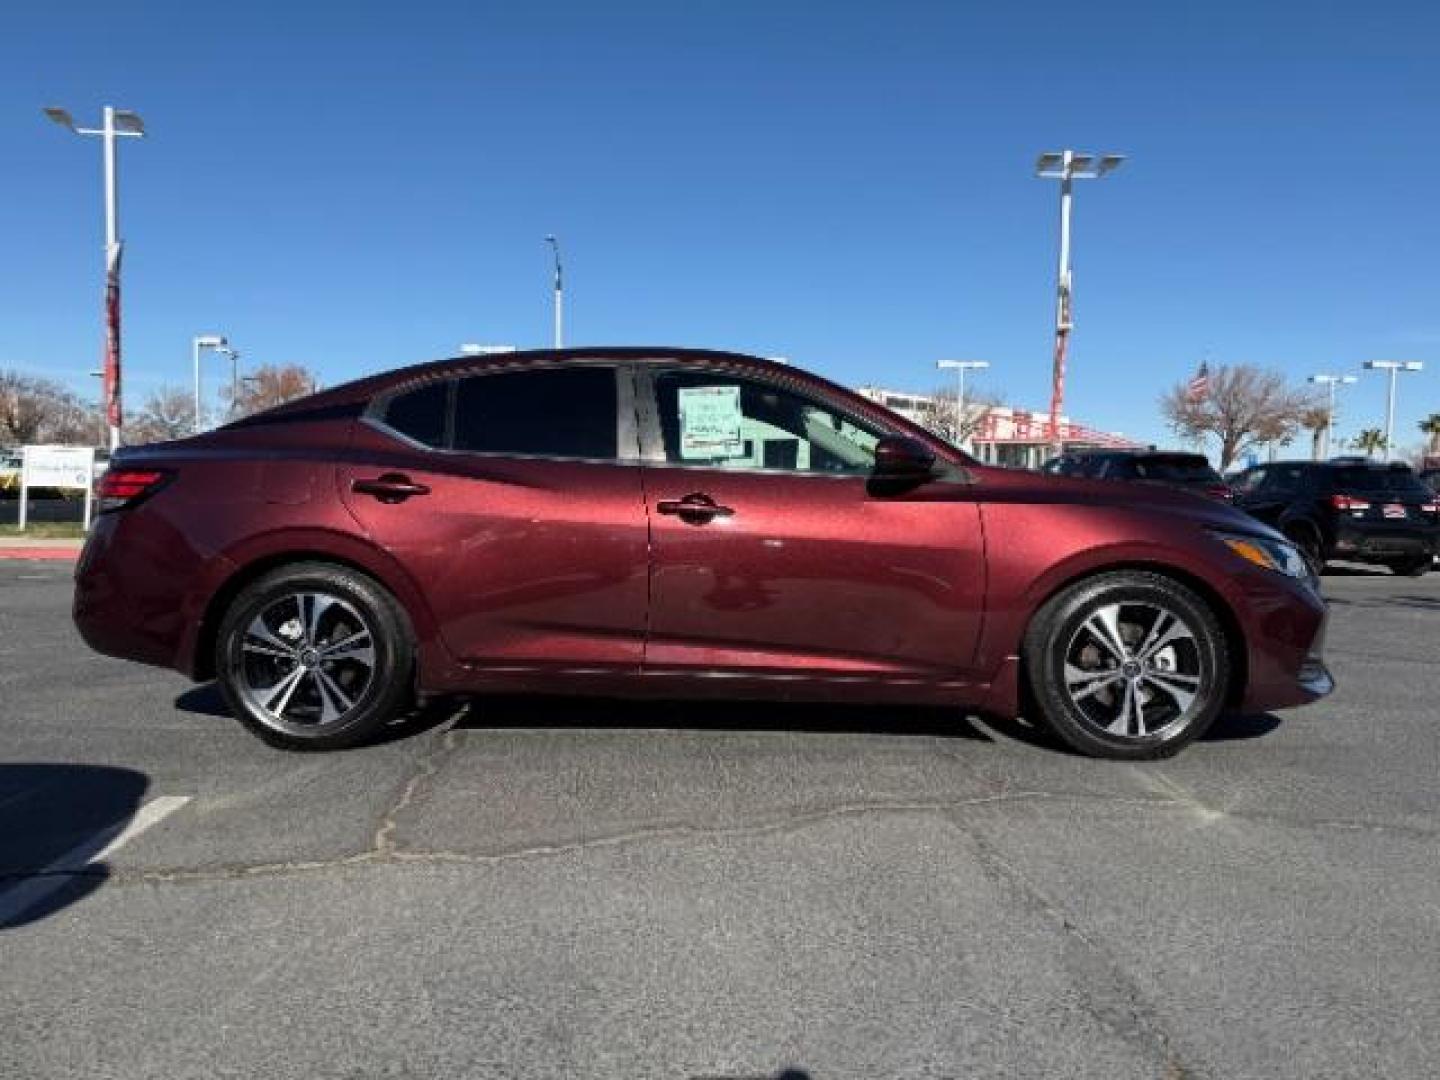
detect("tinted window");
top-left (1130, 455), bottom-right (1222, 483)
top-left (1264, 464), bottom-right (1307, 494)
top-left (654, 371), bottom-right (882, 475)
top-left (383, 381), bottom-right (449, 448)
top-left (453, 367), bottom-right (618, 460)
top-left (1326, 466), bottom-right (1431, 496)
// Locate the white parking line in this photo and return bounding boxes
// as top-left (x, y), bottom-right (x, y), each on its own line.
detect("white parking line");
top-left (0, 794), bottom-right (190, 928)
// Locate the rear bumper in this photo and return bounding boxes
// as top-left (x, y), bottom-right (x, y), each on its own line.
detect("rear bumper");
top-left (72, 512), bottom-right (218, 674)
top-left (1332, 522), bottom-right (1440, 561)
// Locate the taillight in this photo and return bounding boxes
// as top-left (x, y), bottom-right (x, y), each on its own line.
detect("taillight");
top-left (1206, 485), bottom-right (1234, 501)
top-left (1423, 502), bottom-right (1440, 515)
top-left (1330, 494), bottom-right (1370, 512)
top-left (96, 468), bottom-right (171, 512)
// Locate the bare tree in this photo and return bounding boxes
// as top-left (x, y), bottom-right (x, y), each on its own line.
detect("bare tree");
top-left (1160, 364), bottom-right (1315, 470)
top-left (223, 364), bottom-right (320, 418)
top-left (127, 386), bottom-right (197, 444)
top-left (916, 387), bottom-right (1001, 447)
top-left (0, 371), bottom-right (96, 446)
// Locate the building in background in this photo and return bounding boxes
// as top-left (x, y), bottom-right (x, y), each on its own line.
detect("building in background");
top-left (855, 385), bottom-right (1142, 468)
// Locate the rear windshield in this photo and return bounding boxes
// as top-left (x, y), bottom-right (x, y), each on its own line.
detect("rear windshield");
top-left (1327, 467), bottom-right (1431, 496)
top-left (1128, 455), bottom-right (1221, 483)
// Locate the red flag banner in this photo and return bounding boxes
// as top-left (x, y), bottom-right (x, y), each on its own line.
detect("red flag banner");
top-left (104, 241), bottom-right (124, 432)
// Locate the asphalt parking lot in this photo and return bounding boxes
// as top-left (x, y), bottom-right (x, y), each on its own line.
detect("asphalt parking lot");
top-left (2, 561), bottom-right (1437, 1080)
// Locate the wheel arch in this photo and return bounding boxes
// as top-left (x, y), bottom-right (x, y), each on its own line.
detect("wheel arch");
top-left (1020, 560), bottom-right (1249, 710)
top-left (188, 536), bottom-right (439, 682)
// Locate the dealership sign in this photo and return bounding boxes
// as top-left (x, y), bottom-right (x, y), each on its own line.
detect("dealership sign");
top-left (18, 445), bottom-right (96, 531)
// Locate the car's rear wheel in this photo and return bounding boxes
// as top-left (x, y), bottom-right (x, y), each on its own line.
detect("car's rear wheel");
top-left (216, 562), bottom-right (414, 750)
top-left (1385, 555), bottom-right (1431, 577)
top-left (1023, 571), bottom-right (1230, 760)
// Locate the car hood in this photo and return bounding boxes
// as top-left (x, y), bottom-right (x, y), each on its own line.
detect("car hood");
top-left (973, 466), bottom-right (1285, 540)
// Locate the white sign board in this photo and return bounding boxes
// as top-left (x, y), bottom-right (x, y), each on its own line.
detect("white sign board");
top-left (19, 445), bottom-right (95, 531)
top-left (678, 385), bottom-right (745, 460)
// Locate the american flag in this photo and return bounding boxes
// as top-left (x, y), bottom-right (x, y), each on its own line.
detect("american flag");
top-left (1185, 361), bottom-right (1210, 403)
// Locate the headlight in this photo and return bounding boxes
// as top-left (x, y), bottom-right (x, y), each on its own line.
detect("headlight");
top-left (1213, 531), bottom-right (1312, 580)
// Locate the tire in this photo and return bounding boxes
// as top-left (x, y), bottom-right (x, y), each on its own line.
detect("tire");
top-left (1023, 571), bottom-right (1231, 760)
top-left (215, 561), bottom-right (415, 750)
top-left (1385, 556), bottom-right (1431, 577)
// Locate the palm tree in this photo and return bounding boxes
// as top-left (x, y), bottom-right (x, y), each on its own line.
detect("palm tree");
top-left (1299, 405), bottom-right (1331, 460)
top-left (1353, 427), bottom-right (1388, 459)
top-left (1419, 413), bottom-right (1440, 455)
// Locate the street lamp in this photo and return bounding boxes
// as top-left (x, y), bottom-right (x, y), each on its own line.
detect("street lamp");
top-left (1034, 150), bottom-right (1124, 451)
top-left (936, 360), bottom-right (990, 447)
top-left (192, 335), bottom-right (228, 433)
top-left (1362, 361), bottom-right (1424, 460)
top-left (215, 346), bottom-right (242, 415)
top-left (43, 105), bottom-right (147, 452)
top-left (1307, 374), bottom-right (1358, 459)
top-left (545, 235), bottom-right (564, 349)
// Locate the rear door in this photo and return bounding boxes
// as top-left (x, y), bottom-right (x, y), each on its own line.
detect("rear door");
top-left (339, 362), bottom-right (649, 674)
top-left (635, 364), bottom-right (985, 694)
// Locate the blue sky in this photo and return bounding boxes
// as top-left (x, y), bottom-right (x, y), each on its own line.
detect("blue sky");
top-left (3, 0), bottom-right (1439, 451)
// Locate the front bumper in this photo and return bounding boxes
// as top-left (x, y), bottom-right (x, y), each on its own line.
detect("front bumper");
top-left (1236, 572), bottom-right (1334, 714)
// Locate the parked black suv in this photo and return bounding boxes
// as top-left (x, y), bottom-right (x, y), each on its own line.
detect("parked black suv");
top-left (1231, 460), bottom-right (1439, 575)
top-left (1042, 450), bottom-right (1233, 501)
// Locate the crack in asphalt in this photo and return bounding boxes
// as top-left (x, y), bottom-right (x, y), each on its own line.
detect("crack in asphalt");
top-left (949, 812), bottom-right (1204, 1080)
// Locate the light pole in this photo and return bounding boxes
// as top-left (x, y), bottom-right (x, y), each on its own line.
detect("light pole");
top-left (1307, 374), bottom-right (1358, 459)
top-left (216, 346), bottom-right (242, 416)
top-left (936, 360), bottom-right (990, 447)
top-left (1034, 150), bottom-right (1124, 453)
top-left (545, 235), bottom-right (564, 348)
top-left (192, 335), bottom-right (228, 433)
top-left (1362, 361), bottom-right (1424, 460)
top-left (43, 105), bottom-right (147, 453)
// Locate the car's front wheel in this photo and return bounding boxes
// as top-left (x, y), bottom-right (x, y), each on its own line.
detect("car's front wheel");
top-left (1023, 571), bottom-right (1230, 760)
top-left (216, 562), bottom-right (415, 750)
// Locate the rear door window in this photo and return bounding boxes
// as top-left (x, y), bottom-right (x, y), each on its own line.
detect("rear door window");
top-left (454, 367), bottom-right (620, 460)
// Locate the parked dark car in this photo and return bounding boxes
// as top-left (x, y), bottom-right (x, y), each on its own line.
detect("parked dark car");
top-left (1230, 460), bottom-right (1439, 575)
top-left (74, 349), bottom-right (1331, 760)
top-left (1042, 450), bottom-right (1233, 501)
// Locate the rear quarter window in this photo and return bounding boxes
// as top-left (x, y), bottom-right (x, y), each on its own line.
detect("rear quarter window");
top-left (382, 381), bottom-right (450, 448)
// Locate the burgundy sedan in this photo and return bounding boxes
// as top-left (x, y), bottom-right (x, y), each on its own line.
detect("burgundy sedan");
top-left (74, 349), bottom-right (1331, 759)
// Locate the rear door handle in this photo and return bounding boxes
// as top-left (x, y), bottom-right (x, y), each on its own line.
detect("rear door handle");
top-left (656, 492), bottom-right (734, 520)
top-left (352, 473), bottom-right (431, 503)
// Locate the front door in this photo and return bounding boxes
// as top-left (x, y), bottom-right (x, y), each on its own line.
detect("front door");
top-left (636, 365), bottom-right (985, 696)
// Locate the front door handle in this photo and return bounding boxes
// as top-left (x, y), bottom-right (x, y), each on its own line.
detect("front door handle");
top-left (352, 473), bottom-right (431, 503)
top-left (656, 492), bottom-right (734, 521)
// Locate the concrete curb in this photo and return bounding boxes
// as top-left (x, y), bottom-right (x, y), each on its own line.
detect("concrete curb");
top-left (0, 538), bottom-right (83, 560)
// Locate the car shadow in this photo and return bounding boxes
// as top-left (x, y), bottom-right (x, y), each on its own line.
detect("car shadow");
top-left (176, 681), bottom-right (993, 743)
top-left (0, 763), bottom-right (149, 930)
top-left (176, 681), bottom-right (1286, 752)
top-left (451, 694), bottom-right (994, 742)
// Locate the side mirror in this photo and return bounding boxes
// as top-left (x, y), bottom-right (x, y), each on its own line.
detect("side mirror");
top-left (872, 435), bottom-right (936, 478)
